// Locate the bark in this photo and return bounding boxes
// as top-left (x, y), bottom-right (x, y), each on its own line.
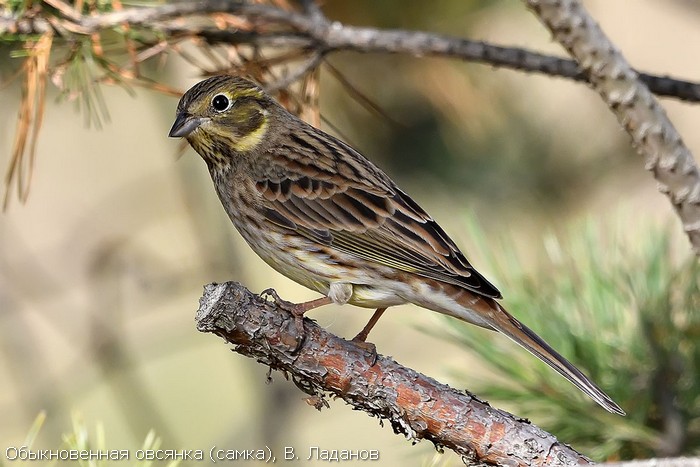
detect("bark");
top-left (0, 1), bottom-right (698, 102)
top-left (3, 1), bottom-right (700, 250)
top-left (525, 0), bottom-right (700, 253)
top-left (195, 281), bottom-right (592, 467)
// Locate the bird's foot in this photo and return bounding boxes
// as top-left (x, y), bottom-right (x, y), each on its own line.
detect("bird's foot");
top-left (351, 335), bottom-right (379, 366)
top-left (260, 288), bottom-right (306, 352)
top-left (260, 288), bottom-right (295, 311)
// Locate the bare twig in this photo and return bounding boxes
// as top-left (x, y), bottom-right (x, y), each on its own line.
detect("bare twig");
top-left (1, 2), bottom-right (699, 101)
top-left (524, 0), bottom-right (700, 254)
top-left (264, 50), bottom-right (324, 92)
top-left (324, 61), bottom-right (405, 129)
top-left (195, 281), bottom-right (592, 467)
top-left (2, 0), bottom-right (700, 251)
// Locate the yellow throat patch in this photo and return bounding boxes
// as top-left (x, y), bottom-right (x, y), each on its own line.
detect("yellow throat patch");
top-left (232, 110), bottom-right (269, 153)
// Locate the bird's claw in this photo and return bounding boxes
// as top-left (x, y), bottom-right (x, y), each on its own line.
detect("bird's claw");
top-left (260, 288), bottom-right (306, 353)
top-left (260, 288), bottom-right (295, 311)
top-left (291, 314), bottom-right (307, 353)
top-left (351, 337), bottom-right (379, 366)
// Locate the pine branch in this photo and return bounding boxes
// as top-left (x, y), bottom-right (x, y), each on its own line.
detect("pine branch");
top-left (1, 1), bottom-right (699, 102)
top-left (195, 281), bottom-right (592, 466)
top-left (524, 0), bottom-right (700, 253)
top-left (3, 0), bottom-right (700, 252)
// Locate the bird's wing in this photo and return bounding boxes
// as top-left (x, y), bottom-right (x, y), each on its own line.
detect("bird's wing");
top-left (255, 126), bottom-right (501, 299)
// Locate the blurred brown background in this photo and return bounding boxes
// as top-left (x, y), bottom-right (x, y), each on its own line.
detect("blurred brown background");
top-left (1, 0), bottom-right (698, 464)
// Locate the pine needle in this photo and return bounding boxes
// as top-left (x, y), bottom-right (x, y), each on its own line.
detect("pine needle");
top-left (3, 31), bottom-right (52, 208)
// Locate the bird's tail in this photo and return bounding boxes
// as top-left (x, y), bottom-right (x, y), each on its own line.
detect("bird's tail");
top-left (456, 295), bottom-right (625, 415)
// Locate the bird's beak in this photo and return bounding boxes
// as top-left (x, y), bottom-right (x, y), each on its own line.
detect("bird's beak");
top-left (169, 112), bottom-right (205, 138)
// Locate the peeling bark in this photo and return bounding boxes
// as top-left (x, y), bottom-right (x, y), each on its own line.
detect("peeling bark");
top-left (195, 281), bottom-right (592, 466)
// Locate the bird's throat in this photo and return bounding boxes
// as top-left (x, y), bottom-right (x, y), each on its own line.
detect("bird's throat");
top-left (231, 117), bottom-right (269, 153)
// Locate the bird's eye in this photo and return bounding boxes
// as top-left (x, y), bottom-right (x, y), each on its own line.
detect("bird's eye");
top-left (211, 94), bottom-right (230, 112)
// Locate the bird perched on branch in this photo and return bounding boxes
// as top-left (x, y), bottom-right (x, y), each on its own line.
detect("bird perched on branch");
top-left (169, 74), bottom-right (624, 415)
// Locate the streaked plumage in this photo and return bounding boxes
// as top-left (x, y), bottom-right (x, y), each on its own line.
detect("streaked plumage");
top-left (169, 74), bottom-right (624, 416)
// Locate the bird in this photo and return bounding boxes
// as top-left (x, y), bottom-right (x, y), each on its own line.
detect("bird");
top-left (169, 74), bottom-right (624, 415)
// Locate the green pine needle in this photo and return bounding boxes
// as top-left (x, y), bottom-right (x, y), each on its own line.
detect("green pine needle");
top-left (437, 219), bottom-right (699, 461)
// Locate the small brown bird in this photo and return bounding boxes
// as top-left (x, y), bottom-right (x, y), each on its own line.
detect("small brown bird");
top-left (169, 75), bottom-right (624, 415)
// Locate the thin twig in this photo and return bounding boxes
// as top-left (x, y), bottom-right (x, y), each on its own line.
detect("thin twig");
top-left (2, 0), bottom-right (700, 251)
top-left (324, 61), bottom-right (405, 128)
top-left (2, 2), bottom-right (700, 101)
top-left (264, 50), bottom-right (323, 92)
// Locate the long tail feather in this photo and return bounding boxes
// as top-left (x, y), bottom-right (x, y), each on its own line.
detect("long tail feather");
top-left (464, 297), bottom-right (625, 415)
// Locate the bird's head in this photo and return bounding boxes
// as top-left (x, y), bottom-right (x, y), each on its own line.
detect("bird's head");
top-left (169, 75), bottom-right (275, 165)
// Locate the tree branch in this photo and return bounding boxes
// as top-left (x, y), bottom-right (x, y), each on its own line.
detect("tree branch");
top-left (3, 1), bottom-right (700, 252)
top-left (195, 281), bottom-right (592, 466)
top-left (2, 1), bottom-right (700, 102)
top-left (525, 0), bottom-right (700, 254)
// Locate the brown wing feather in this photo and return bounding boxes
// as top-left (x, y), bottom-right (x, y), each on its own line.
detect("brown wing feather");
top-left (256, 124), bottom-right (502, 299)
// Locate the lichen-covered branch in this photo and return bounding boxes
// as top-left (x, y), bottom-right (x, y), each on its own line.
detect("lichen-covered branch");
top-left (525, 0), bottom-right (700, 254)
top-left (195, 281), bottom-right (592, 467)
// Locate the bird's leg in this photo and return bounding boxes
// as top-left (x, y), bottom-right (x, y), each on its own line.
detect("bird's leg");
top-left (260, 288), bottom-right (295, 310)
top-left (353, 307), bottom-right (387, 343)
top-left (351, 308), bottom-right (387, 365)
top-left (260, 289), bottom-right (332, 347)
top-left (287, 296), bottom-right (333, 334)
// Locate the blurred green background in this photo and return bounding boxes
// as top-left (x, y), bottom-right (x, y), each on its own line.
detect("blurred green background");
top-left (1, 0), bottom-right (699, 464)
